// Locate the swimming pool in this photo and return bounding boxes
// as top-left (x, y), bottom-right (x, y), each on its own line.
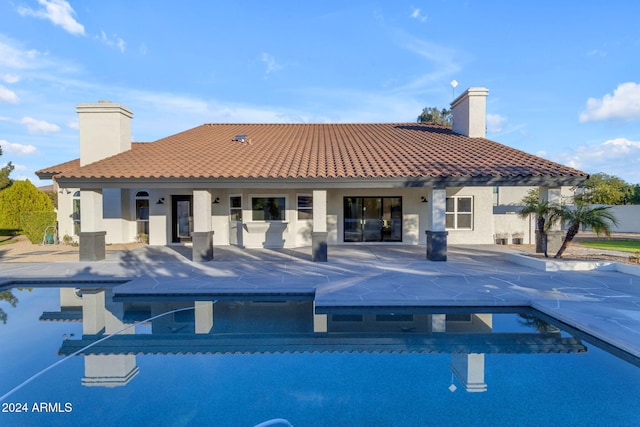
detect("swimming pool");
top-left (1, 286), bottom-right (639, 426)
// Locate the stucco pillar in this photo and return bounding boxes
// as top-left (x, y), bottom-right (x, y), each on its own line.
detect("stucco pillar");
top-left (194, 301), bottom-right (214, 334)
top-left (148, 191), bottom-right (168, 246)
top-left (81, 289), bottom-right (105, 335)
top-left (312, 190), bottom-right (328, 262)
top-left (426, 188), bottom-right (448, 261)
top-left (192, 189), bottom-right (213, 262)
top-left (539, 186), bottom-right (563, 255)
top-left (451, 353), bottom-right (487, 392)
top-left (79, 189), bottom-right (106, 261)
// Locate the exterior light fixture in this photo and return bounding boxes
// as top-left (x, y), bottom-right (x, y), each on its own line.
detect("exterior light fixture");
top-left (421, 196), bottom-right (428, 203)
top-left (156, 197), bottom-right (165, 205)
top-left (213, 197), bottom-right (220, 204)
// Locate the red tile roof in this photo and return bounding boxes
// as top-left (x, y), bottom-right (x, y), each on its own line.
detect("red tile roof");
top-left (37, 123), bottom-right (587, 183)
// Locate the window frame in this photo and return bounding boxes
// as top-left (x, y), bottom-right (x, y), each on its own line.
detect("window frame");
top-left (72, 191), bottom-right (81, 236)
top-left (135, 191), bottom-right (150, 235)
top-left (296, 194), bottom-right (313, 221)
top-left (250, 195), bottom-right (287, 222)
top-left (445, 195), bottom-right (473, 230)
top-left (229, 194), bottom-right (243, 222)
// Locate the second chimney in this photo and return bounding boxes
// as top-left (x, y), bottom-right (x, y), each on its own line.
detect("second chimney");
top-left (450, 87), bottom-right (488, 138)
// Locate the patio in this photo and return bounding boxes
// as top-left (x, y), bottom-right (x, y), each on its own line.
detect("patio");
top-left (0, 243), bottom-right (639, 363)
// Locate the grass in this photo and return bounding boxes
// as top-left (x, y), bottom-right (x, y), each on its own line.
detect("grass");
top-left (579, 239), bottom-right (640, 253)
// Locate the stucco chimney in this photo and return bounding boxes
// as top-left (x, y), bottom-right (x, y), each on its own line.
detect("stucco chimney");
top-left (77, 101), bottom-right (133, 166)
top-left (450, 87), bottom-right (488, 138)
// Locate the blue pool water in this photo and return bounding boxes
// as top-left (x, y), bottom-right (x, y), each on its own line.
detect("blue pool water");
top-left (1, 286), bottom-right (639, 426)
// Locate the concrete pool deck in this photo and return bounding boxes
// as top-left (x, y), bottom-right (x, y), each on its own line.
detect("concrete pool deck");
top-left (1, 244), bottom-right (639, 361)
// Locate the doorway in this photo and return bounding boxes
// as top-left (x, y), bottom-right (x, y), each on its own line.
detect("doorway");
top-left (343, 197), bottom-right (402, 242)
top-left (172, 195), bottom-right (193, 243)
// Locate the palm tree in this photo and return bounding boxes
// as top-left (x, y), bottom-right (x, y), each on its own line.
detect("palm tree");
top-left (518, 189), bottom-right (555, 257)
top-left (552, 203), bottom-right (618, 259)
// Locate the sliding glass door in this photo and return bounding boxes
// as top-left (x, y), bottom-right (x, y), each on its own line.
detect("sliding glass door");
top-left (343, 197), bottom-right (402, 242)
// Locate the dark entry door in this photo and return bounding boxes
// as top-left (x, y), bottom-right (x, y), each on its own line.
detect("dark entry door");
top-left (172, 195), bottom-right (193, 243)
top-left (343, 197), bottom-right (402, 242)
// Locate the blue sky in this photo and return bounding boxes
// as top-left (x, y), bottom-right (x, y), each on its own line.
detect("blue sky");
top-left (1, 0), bottom-right (640, 186)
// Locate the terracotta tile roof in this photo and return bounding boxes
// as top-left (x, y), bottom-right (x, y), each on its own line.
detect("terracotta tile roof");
top-left (37, 123), bottom-right (587, 182)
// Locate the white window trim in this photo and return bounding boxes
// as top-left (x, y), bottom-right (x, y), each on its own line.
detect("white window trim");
top-left (229, 194), bottom-right (243, 222)
top-left (445, 195), bottom-right (473, 230)
top-left (249, 194), bottom-right (288, 222)
top-left (296, 193), bottom-right (313, 221)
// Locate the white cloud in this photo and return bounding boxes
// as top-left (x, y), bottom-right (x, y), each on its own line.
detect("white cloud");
top-left (261, 53), bottom-right (283, 75)
top-left (1, 74), bottom-right (20, 83)
top-left (487, 113), bottom-right (506, 133)
top-left (393, 33), bottom-right (462, 93)
top-left (0, 84), bottom-right (19, 103)
top-left (0, 37), bottom-right (44, 69)
top-left (20, 116), bottom-right (61, 134)
top-left (96, 31), bottom-right (126, 53)
top-left (546, 137), bottom-right (640, 183)
top-left (0, 140), bottom-right (39, 155)
top-left (579, 82), bottom-right (640, 123)
top-left (410, 7), bottom-right (427, 22)
top-left (17, 0), bottom-right (85, 36)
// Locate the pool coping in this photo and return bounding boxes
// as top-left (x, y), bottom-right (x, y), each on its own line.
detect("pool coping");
top-left (1, 244), bottom-right (639, 363)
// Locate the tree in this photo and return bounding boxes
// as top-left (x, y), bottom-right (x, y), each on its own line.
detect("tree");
top-left (417, 107), bottom-right (452, 127)
top-left (0, 179), bottom-right (54, 230)
top-left (552, 203), bottom-right (618, 259)
top-left (574, 172), bottom-right (632, 205)
top-left (629, 184), bottom-right (640, 205)
top-left (0, 146), bottom-right (14, 190)
top-left (518, 188), bottom-right (557, 257)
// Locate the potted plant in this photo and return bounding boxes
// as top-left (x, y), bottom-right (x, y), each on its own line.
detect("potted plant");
top-left (494, 232), bottom-right (509, 245)
top-left (511, 232), bottom-right (524, 245)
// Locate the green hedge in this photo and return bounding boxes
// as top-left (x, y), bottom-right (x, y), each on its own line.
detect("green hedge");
top-left (20, 211), bottom-right (57, 244)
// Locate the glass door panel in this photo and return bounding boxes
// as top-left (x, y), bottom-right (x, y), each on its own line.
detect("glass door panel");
top-left (382, 197), bottom-right (402, 242)
top-left (343, 197), bottom-right (402, 242)
top-left (362, 197), bottom-right (382, 242)
top-left (344, 197), bottom-right (363, 242)
top-left (172, 195), bottom-right (193, 242)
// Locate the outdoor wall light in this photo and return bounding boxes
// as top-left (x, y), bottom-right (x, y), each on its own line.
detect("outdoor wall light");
top-left (213, 197), bottom-right (220, 204)
top-left (421, 196), bottom-right (428, 203)
top-left (156, 197), bottom-right (165, 204)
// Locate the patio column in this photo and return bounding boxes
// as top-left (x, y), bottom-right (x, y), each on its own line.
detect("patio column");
top-left (194, 301), bottom-right (214, 334)
top-left (426, 188), bottom-right (448, 261)
top-left (192, 189), bottom-right (213, 262)
top-left (79, 189), bottom-right (106, 261)
top-left (539, 186), bottom-right (563, 255)
top-left (312, 190), bottom-right (328, 262)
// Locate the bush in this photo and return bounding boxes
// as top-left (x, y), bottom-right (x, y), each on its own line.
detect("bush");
top-left (20, 212), bottom-right (57, 244)
top-left (0, 180), bottom-right (54, 230)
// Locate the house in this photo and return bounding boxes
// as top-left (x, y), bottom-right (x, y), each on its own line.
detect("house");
top-left (36, 87), bottom-right (587, 262)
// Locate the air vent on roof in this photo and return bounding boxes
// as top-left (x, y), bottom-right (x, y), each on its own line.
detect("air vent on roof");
top-left (234, 134), bottom-right (251, 144)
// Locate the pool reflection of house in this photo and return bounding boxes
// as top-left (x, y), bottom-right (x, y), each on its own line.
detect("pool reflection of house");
top-left (36, 87), bottom-right (587, 263)
top-left (41, 288), bottom-right (587, 393)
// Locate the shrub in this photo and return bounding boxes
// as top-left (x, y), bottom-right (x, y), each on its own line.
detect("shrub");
top-left (0, 180), bottom-right (54, 230)
top-left (20, 211), bottom-right (57, 244)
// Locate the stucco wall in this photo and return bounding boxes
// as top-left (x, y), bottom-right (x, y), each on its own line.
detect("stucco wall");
top-left (445, 186), bottom-right (494, 245)
top-left (595, 205), bottom-right (640, 233)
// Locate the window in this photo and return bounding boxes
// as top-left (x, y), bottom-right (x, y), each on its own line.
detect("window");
top-left (297, 194), bottom-right (313, 220)
top-left (446, 196), bottom-right (473, 230)
top-left (135, 191), bottom-right (149, 235)
top-left (230, 196), bottom-right (242, 221)
top-left (72, 191), bottom-right (81, 235)
top-left (251, 196), bottom-right (286, 221)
